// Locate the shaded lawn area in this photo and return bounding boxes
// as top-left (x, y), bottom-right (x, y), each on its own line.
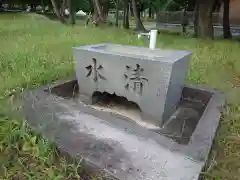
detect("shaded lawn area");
top-left (0, 13), bottom-right (239, 179)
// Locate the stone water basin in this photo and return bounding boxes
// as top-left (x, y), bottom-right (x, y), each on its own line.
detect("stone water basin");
top-left (73, 43), bottom-right (192, 127)
top-left (23, 79), bottom-right (224, 180)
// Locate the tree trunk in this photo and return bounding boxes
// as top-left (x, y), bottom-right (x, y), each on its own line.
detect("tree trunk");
top-left (193, 1), bottom-right (199, 37)
top-left (123, 0), bottom-right (130, 29)
top-left (198, 0), bottom-right (215, 38)
top-left (92, 0), bottom-right (108, 26)
top-left (92, 0), bottom-right (98, 26)
top-left (129, 2), bottom-right (132, 18)
top-left (8, 3), bottom-right (13, 9)
top-left (50, 0), bottom-right (66, 23)
top-left (102, 0), bottom-right (109, 20)
top-left (48, 2), bottom-right (53, 12)
top-left (182, 8), bottom-right (188, 34)
top-left (30, 4), bottom-right (36, 12)
top-left (212, 0), bottom-right (220, 12)
top-left (131, 0), bottom-right (145, 31)
top-left (115, 0), bottom-right (119, 27)
top-left (85, 2), bottom-right (94, 27)
top-left (223, 0), bottom-right (232, 39)
top-left (41, 0), bottom-right (45, 13)
top-left (60, 0), bottom-right (65, 17)
top-left (148, 8), bottom-right (152, 19)
top-left (67, 0), bottom-right (76, 25)
top-left (94, 0), bottom-right (105, 23)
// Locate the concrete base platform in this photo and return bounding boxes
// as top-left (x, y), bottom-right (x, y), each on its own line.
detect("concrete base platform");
top-left (23, 79), bottom-right (225, 180)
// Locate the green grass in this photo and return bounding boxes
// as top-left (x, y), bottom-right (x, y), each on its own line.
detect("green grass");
top-left (0, 13), bottom-right (240, 179)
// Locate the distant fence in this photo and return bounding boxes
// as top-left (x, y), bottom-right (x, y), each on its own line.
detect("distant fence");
top-left (156, 11), bottom-right (240, 26)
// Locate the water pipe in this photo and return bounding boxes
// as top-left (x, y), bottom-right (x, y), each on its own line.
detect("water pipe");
top-left (137, 29), bottom-right (158, 49)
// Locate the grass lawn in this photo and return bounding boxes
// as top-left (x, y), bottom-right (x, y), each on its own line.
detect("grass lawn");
top-left (0, 13), bottom-right (239, 180)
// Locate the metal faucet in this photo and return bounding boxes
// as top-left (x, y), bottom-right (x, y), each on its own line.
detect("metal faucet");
top-left (138, 29), bottom-right (158, 49)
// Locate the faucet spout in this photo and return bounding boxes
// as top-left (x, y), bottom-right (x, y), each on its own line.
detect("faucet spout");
top-left (137, 32), bottom-right (150, 39)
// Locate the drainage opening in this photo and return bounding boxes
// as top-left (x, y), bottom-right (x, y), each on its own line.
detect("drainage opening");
top-left (91, 91), bottom-right (143, 121)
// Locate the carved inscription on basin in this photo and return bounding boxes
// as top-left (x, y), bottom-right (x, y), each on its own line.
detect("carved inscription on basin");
top-left (85, 58), bottom-right (106, 82)
top-left (124, 64), bottom-right (148, 95)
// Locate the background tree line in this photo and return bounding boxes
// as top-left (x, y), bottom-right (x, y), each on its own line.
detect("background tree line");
top-left (0, 0), bottom-right (232, 39)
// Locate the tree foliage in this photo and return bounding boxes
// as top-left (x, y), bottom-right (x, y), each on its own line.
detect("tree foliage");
top-left (2, 0), bottom-right (231, 39)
